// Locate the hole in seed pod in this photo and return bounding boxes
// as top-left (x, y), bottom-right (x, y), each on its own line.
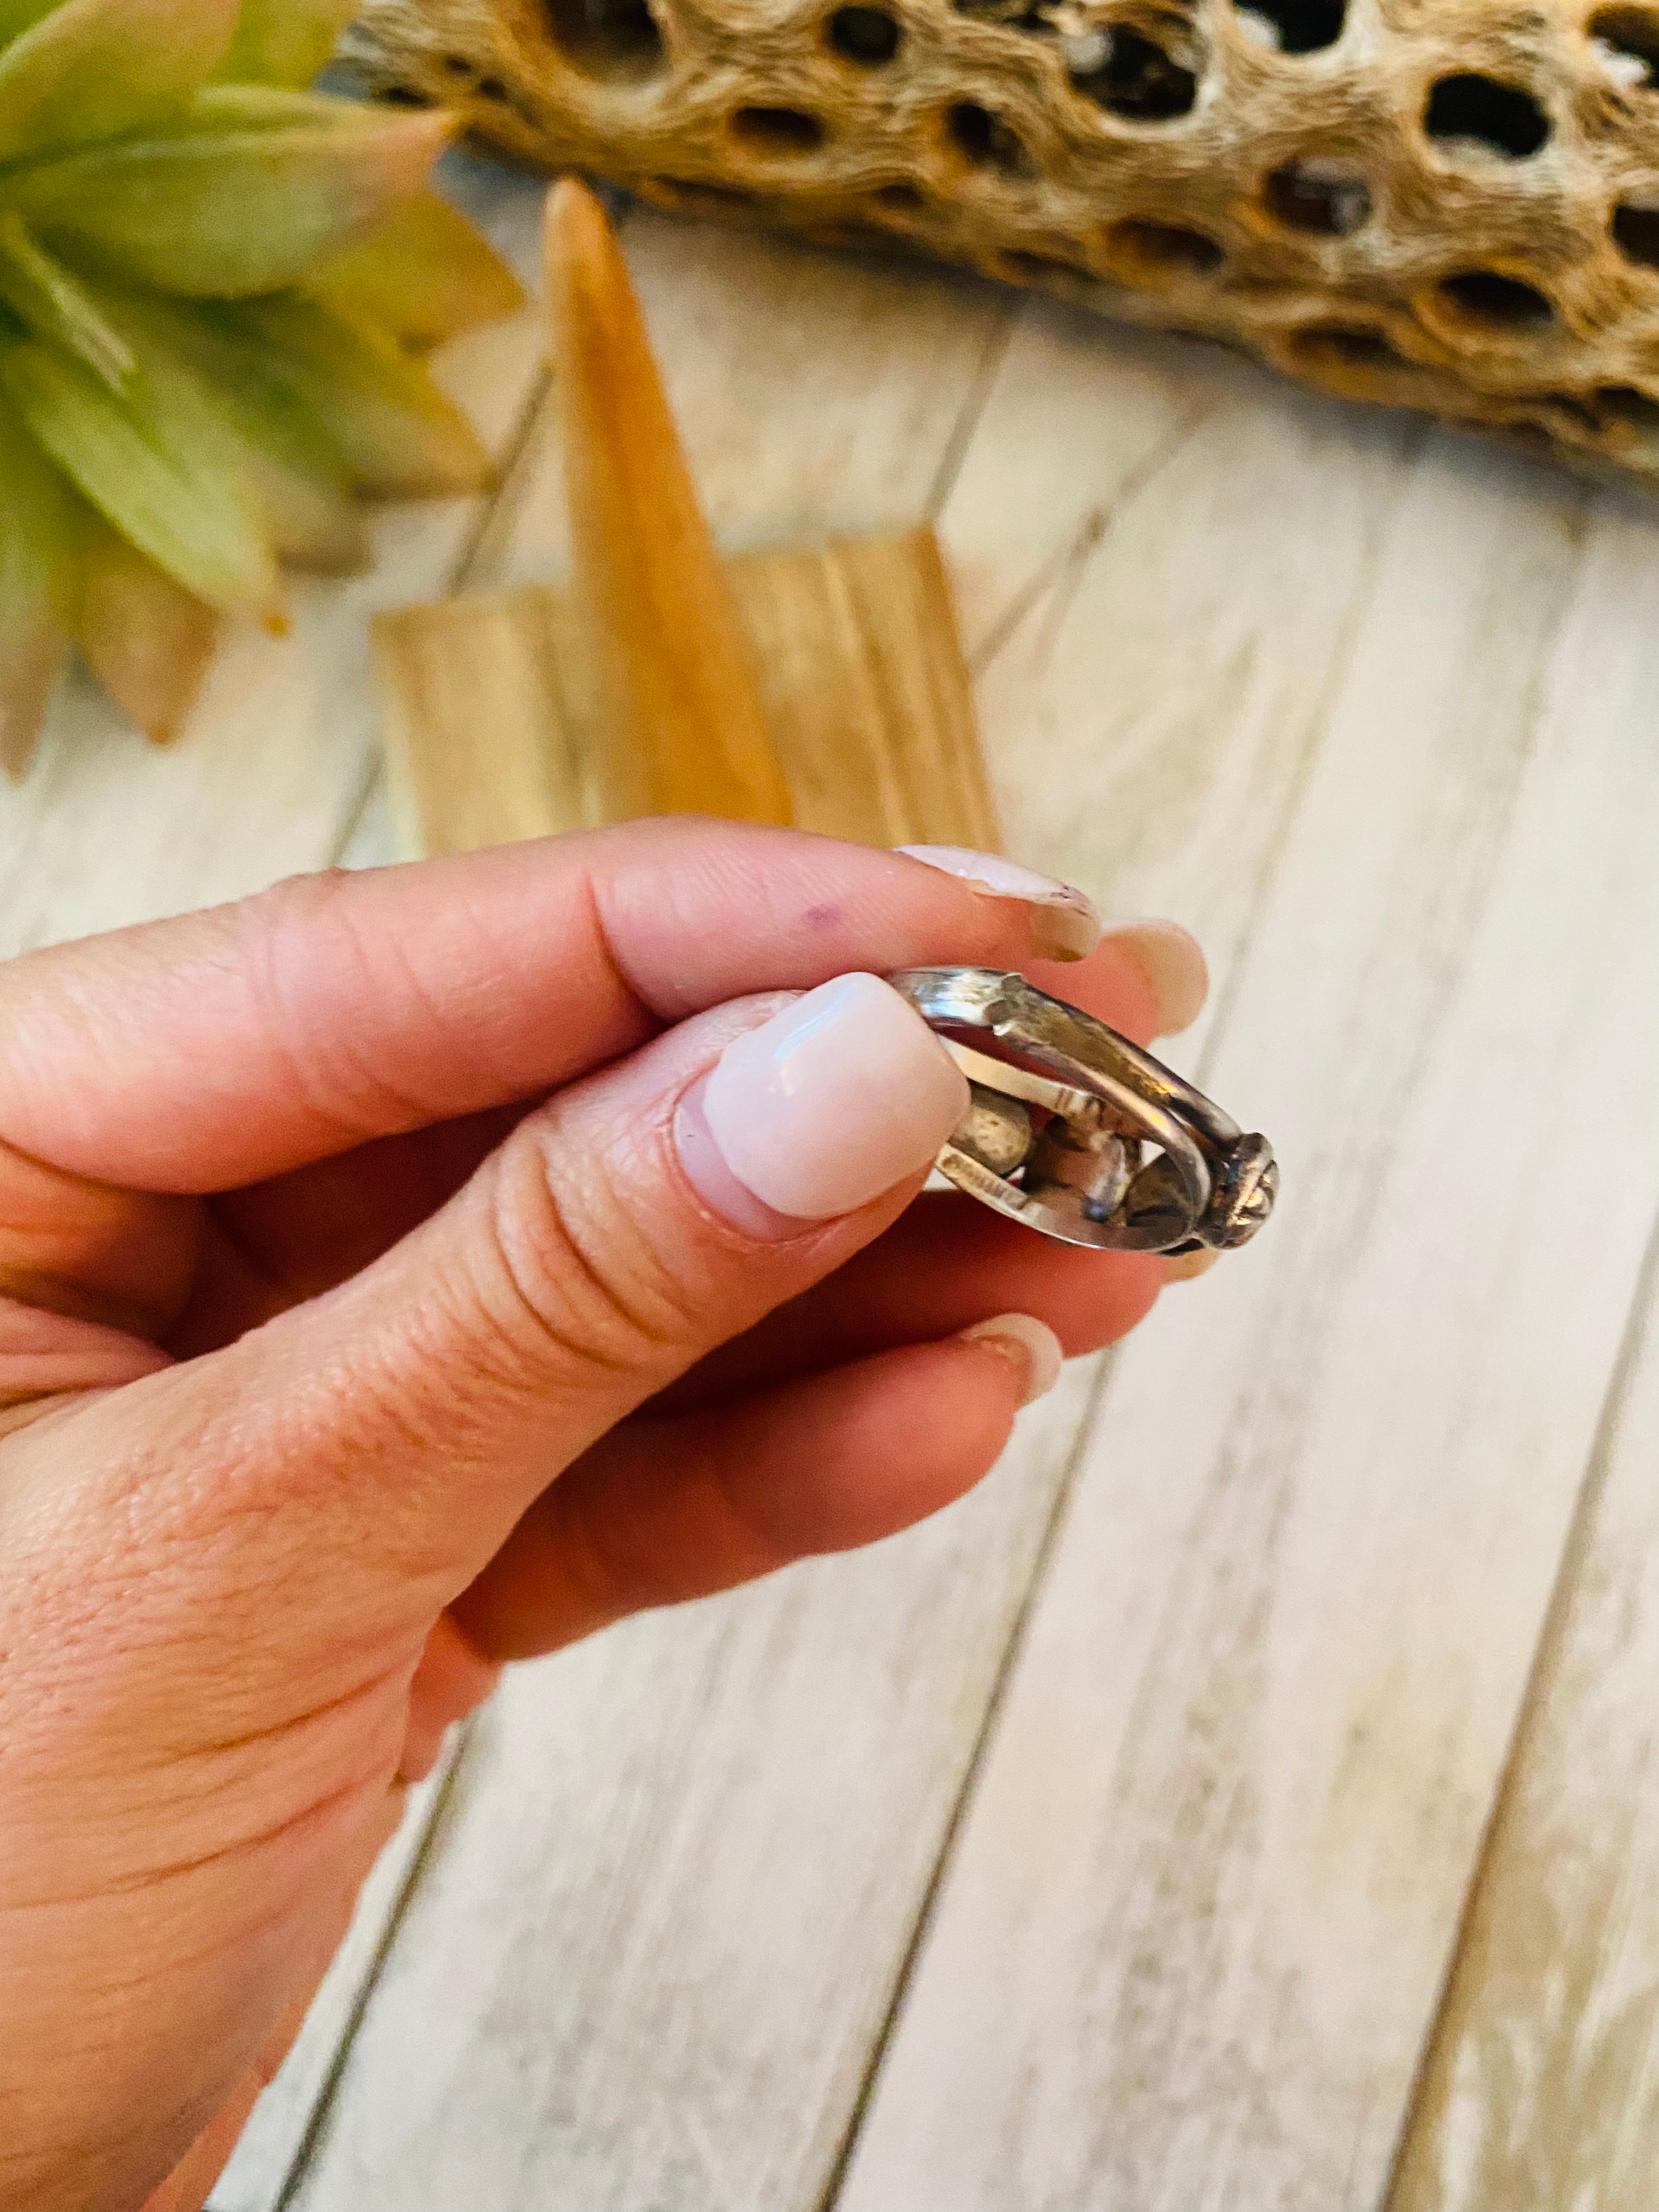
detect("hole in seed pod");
top-left (1233, 0), bottom-right (1345, 53)
top-left (1291, 323), bottom-right (1403, 370)
top-left (1599, 382), bottom-right (1659, 430)
top-left (874, 180), bottom-right (926, 208)
top-left (541, 0), bottom-right (664, 77)
top-left (1070, 27), bottom-right (1198, 119)
top-left (1503, 422), bottom-right (1560, 456)
top-left (1102, 218), bottom-right (1223, 280)
top-left (730, 105), bottom-right (827, 153)
top-left (476, 75), bottom-right (511, 98)
top-left (442, 53), bottom-right (476, 74)
top-left (1438, 269), bottom-right (1555, 324)
top-left (380, 83), bottom-right (435, 104)
top-left (1425, 74), bottom-right (1550, 157)
top-left (946, 101), bottom-right (1030, 172)
top-left (1263, 157), bottom-right (1371, 234)
top-left (826, 4), bottom-right (903, 63)
top-left (1004, 247), bottom-right (1097, 283)
top-left (1613, 202), bottom-right (1659, 266)
top-left (1589, 7), bottom-right (1659, 86)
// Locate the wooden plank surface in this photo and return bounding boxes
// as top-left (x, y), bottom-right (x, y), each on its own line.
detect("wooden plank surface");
top-left (1387, 1225), bottom-right (1659, 2210)
top-left (837, 459), bottom-right (1659, 2210)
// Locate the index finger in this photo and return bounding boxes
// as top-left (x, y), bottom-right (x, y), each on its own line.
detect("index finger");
top-left (0, 821), bottom-right (1137, 1192)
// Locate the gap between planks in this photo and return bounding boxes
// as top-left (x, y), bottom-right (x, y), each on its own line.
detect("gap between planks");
top-left (836, 438), bottom-right (1659, 2211)
top-left (1385, 1200), bottom-right (1659, 2211)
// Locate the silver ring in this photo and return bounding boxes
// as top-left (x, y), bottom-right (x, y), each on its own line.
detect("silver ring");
top-left (888, 967), bottom-right (1278, 1255)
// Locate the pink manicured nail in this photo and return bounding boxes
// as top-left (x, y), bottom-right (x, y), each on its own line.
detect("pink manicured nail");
top-left (897, 845), bottom-right (1103, 962)
top-left (685, 973), bottom-right (970, 1224)
top-left (1105, 919), bottom-right (1209, 1036)
top-left (960, 1312), bottom-right (1064, 1405)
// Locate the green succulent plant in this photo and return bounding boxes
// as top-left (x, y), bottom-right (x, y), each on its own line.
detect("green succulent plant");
top-left (0, 0), bottom-right (525, 774)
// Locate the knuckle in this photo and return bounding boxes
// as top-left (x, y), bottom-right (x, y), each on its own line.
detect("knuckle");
top-left (233, 872), bottom-right (446, 1144)
top-left (453, 1117), bottom-right (709, 1396)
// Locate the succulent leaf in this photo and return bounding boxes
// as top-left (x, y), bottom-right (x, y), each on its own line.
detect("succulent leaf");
top-left (12, 104), bottom-right (453, 297)
top-left (156, 83), bottom-right (376, 133)
top-left (215, 293), bottom-right (494, 496)
top-left (77, 512), bottom-right (220, 743)
top-left (0, 4), bottom-right (518, 759)
top-left (218, 0), bottom-right (357, 90)
top-left (0, 334), bottom-right (281, 616)
top-left (0, 2), bottom-right (64, 47)
top-left (0, 391), bottom-right (76, 776)
top-left (308, 188), bottom-right (527, 347)
top-left (0, 208), bottom-right (129, 382)
top-left (95, 283), bottom-right (371, 568)
top-left (0, 0), bottom-right (239, 164)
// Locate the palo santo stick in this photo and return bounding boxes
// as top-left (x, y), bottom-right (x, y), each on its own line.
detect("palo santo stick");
top-left (544, 178), bottom-right (792, 827)
top-left (374, 524), bottom-right (999, 858)
top-left (375, 589), bottom-right (586, 858)
top-left (730, 526), bottom-right (998, 850)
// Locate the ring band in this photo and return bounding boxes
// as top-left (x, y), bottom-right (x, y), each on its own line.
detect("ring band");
top-left (888, 967), bottom-right (1278, 1255)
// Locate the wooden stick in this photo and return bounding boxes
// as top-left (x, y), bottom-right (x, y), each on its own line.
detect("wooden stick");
top-left (543, 178), bottom-right (793, 826)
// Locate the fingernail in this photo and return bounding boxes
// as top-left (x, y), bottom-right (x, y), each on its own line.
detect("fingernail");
top-left (685, 972), bottom-right (970, 1225)
top-left (960, 1312), bottom-right (1064, 1406)
top-left (1106, 919), bottom-right (1209, 1036)
top-left (897, 845), bottom-right (1102, 962)
top-left (1163, 1246), bottom-right (1220, 1284)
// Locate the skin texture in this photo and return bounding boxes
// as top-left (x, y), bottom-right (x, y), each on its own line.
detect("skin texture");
top-left (0, 821), bottom-right (1189, 2212)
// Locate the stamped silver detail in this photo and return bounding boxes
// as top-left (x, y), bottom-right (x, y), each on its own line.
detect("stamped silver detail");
top-left (889, 967), bottom-right (1279, 1255)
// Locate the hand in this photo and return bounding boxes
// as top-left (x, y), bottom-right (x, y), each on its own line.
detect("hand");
top-left (0, 822), bottom-right (1205, 2212)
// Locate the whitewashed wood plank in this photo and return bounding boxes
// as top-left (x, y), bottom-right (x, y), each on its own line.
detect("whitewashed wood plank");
top-left (939, 295), bottom-right (1423, 1076)
top-left (332, 773), bottom-right (400, 874)
top-left (276, 280), bottom-right (1448, 2208)
top-left (209, 1753), bottom-right (460, 2212)
top-left (943, 306), bottom-right (1301, 666)
top-left (467, 204), bottom-right (1018, 597)
top-left (837, 462), bottom-right (1659, 2211)
top-left (0, 149), bottom-right (549, 958)
top-left (1386, 1223), bottom-right (1659, 2212)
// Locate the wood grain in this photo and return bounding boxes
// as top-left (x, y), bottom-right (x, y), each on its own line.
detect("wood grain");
top-left (735, 526), bottom-right (998, 850)
top-left (374, 526), bottom-right (996, 857)
top-left (837, 458), bottom-right (1659, 2211)
top-left (374, 588), bottom-right (591, 855)
top-left (1386, 1226), bottom-right (1659, 2211)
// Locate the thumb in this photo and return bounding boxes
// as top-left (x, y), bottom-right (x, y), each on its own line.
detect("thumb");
top-left (37, 972), bottom-right (970, 1675)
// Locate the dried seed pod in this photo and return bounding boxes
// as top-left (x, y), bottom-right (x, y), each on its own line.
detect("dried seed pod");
top-left (346, 0), bottom-right (1659, 490)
